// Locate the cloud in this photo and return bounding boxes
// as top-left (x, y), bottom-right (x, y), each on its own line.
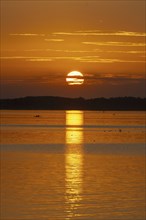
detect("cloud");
top-left (23, 49), bottom-right (96, 53)
top-left (1, 56), bottom-right (145, 63)
top-left (26, 58), bottom-right (53, 62)
top-left (0, 56), bottom-right (80, 62)
top-left (74, 56), bottom-right (120, 63)
top-left (9, 31), bottom-right (146, 38)
top-left (53, 30), bottom-right (146, 37)
top-left (85, 72), bottom-right (145, 80)
top-left (1, 73), bottom-right (65, 85)
top-left (2, 71), bottom-right (145, 88)
top-left (9, 33), bottom-right (45, 37)
top-left (93, 49), bottom-right (145, 54)
top-left (83, 72), bottom-right (146, 85)
top-left (82, 41), bottom-right (146, 47)
top-left (1, 56), bottom-right (53, 62)
top-left (44, 39), bottom-right (64, 42)
top-left (1, 56), bottom-right (29, 59)
top-left (5, 48), bottom-right (144, 55)
top-left (78, 58), bottom-right (145, 63)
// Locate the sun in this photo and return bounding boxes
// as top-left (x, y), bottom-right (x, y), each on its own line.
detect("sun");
top-left (66, 71), bottom-right (84, 85)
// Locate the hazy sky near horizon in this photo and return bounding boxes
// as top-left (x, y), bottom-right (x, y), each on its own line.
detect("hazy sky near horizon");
top-left (1, 0), bottom-right (146, 98)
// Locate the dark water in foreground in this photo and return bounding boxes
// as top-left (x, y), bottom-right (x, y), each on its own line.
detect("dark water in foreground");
top-left (0, 110), bottom-right (145, 220)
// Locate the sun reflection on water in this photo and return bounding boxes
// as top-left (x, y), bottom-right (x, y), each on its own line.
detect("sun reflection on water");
top-left (65, 111), bottom-right (84, 219)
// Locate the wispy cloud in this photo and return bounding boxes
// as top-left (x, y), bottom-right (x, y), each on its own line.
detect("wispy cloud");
top-left (96, 50), bottom-right (145, 54)
top-left (44, 38), bottom-right (64, 42)
top-left (1, 56), bottom-right (53, 62)
top-left (1, 74), bottom-right (64, 85)
top-left (53, 30), bottom-right (146, 37)
top-left (83, 41), bottom-right (146, 47)
top-left (23, 49), bottom-right (96, 53)
top-left (1, 56), bottom-right (79, 61)
top-left (1, 56), bottom-right (29, 59)
top-left (85, 72), bottom-right (145, 80)
top-left (10, 30), bottom-right (146, 38)
top-left (22, 48), bottom-right (145, 54)
top-left (77, 57), bottom-right (145, 63)
top-left (26, 58), bottom-right (53, 62)
top-left (1, 56), bottom-right (145, 63)
top-left (10, 33), bottom-right (45, 37)
top-left (2, 72), bottom-right (145, 87)
top-left (83, 72), bottom-right (146, 85)
top-left (78, 58), bottom-right (119, 63)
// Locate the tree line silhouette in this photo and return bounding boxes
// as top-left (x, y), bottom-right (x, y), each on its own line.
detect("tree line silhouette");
top-left (0, 96), bottom-right (145, 110)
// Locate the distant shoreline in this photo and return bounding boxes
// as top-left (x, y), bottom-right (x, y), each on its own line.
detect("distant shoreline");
top-left (0, 96), bottom-right (146, 111)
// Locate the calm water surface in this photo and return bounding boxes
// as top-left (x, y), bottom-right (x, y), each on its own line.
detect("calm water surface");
top-left (0, 110), bottom-right (145, 220)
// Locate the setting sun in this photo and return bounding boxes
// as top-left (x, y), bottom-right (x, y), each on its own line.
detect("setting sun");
top-left (66, 71), bottom-right (84, 85)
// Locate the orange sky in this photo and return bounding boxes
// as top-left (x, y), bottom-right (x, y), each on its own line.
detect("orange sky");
top-left (1, 0), bottom-right (146, 98)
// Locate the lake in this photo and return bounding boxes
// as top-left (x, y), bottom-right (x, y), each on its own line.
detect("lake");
top-left (0, 110), bottom-right (145, 220)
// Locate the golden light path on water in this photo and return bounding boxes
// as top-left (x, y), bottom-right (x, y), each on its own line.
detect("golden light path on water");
top-left (65, 111), bottom-right (84, 219)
